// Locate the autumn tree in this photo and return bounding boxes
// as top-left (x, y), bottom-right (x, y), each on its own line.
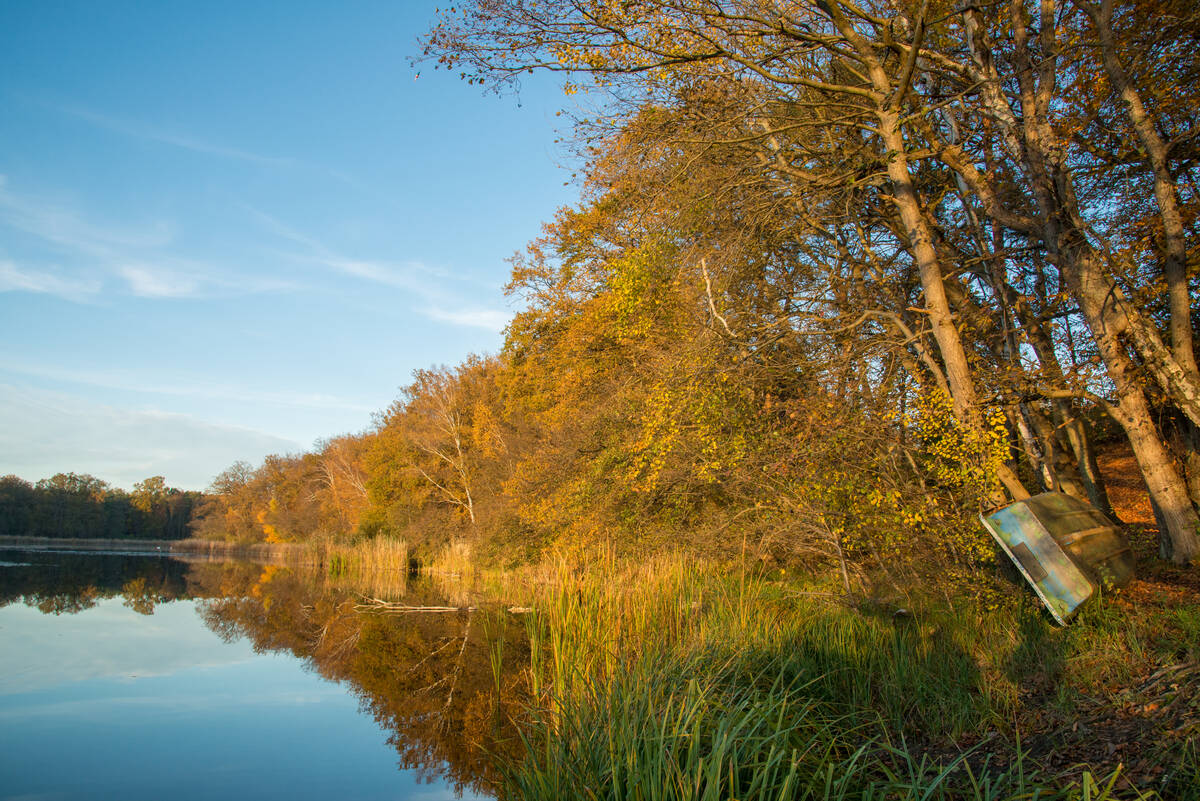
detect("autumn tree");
top-left (424, 0), bottom-right (1200, 563)
top-left (367, 358), bottom-right (509, 544)
top-left (312, 435), bottom-right (371, 534)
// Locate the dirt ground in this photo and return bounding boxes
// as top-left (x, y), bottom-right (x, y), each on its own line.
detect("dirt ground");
top-left (1096, 442), bottom-right (1200, 595)
top-left (1098, 448), bottom-right (1157, 527)
top-left (1028, 445), bottom-right (1200, 793)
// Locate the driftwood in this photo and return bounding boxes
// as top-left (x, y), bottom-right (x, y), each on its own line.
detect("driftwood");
top-left (354, 597), bottom-right (474, 613)
top-left (353, 595), bottom-right (533, 614)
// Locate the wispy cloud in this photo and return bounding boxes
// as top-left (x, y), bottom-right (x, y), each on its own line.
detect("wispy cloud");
top-left (424, 306), bottom-right (511, 332)
top-left (0, 382), bottom-right (304, 490)
top-left (244, 203), bottom-right (512, 329)
top-left (0, 180), bottom-right (297, 301)
top-left (324, 257), bottom-right (433, 292)
top-left (243, 204), bottom-right (435, 291)
top-left (0, 175), bottom-right (174, 256)
top-left (46, 101), bottom-right (297, 168)
top-left (28, 95), bottom-right (369, 191)
top-left (0, 359), bottom-right (375, 414)
top-left (0, 260), bottom-right (101, 301)
top-left (118, 265), bottom-right (200, 298)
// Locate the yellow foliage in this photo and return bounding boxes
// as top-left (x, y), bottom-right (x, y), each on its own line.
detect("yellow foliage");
top-left (628, 372), bottom-right (750, 493)
top-left (912, 389), bottom-right (1008, 494)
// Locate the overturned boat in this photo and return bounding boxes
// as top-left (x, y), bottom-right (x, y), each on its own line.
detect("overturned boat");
top-left (981, 492), bottom-right (1136, 625)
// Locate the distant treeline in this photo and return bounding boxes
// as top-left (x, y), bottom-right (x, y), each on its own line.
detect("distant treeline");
top-left (0, 473), bottom-right (203, 540)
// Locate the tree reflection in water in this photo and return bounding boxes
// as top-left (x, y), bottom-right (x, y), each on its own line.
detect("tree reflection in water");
top-left (0, 550), bottom-right (529, 799)
top-left (0, 548), bottom-right (191, 615)
top-left (194, 562), bottom-right (531, 797)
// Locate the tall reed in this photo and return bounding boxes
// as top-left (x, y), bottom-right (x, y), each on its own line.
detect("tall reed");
top-left (172, 538), bottom-right (308, 563)
top-left (316, 536), bottom-right (410, 600)
top-left (503, 551), bottom-right (1167, 801)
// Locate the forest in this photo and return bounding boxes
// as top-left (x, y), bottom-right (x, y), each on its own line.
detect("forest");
top-left (0, 473), bottom-right (201, 541)
top-left (192, 0), bottom-right (1200, 586)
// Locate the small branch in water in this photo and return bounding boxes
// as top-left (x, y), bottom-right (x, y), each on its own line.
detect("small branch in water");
top-left (353, 595), bottom-right (533, 614)
top-left (354, 596), bottom-right (475, 613)
top-left (405, 637), bottom-right (461, 676)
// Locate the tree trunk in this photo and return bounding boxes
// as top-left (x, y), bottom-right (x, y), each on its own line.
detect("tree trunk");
top-left (825, 0), bottom-right (1025, 504)
top-left (1186, 426), bottom-right (1200, 510)
top-left (1071, 249), bottom-right (1200, 563)
top-left (1082, 0), bottom-right (1198, 380)
top-left (998, 0), bottom-right (1196, 560)
top-left (1013, 405), bottom-right (1053, 491)
top-left (877, 111), bottom-right (1025, 504)
top-left (1059, 409), bottom-right (1117, 519)
top-left (1023, 402), bottom-right (1091, 499)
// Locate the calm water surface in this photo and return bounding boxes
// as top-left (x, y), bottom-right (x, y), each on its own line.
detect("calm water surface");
top-left (0, 548), bottom-right (521, 801)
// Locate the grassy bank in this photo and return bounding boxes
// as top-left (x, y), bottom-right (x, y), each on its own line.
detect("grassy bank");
top-left (494, 554), bottom-right (1199, 800)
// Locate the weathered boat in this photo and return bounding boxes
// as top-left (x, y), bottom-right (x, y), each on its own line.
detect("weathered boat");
top-left (981, 492), bottom-right (1135, 625)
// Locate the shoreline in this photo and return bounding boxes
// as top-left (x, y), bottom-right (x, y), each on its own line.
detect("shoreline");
top-left (0, 535), bottom-right (306, 561)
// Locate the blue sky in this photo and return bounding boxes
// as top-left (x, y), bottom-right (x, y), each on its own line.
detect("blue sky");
top-left (0, 1), bottom-right (579, 490)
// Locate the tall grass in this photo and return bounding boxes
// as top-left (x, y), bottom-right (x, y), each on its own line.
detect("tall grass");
top-left (501, 552), bottom-right (1183, 801)
top-left (426, 539), bottom-right (477, 579)
top-left (421, 540), bottom-right (481, 606)
top-left (517, 554), bottom-right (990, 739)
top-left (172, 538), bottom-right (307, 563)
top-left (316, 536), bottom-right (410, 600)
top-left (508, 643), bottom-right (1143, 801)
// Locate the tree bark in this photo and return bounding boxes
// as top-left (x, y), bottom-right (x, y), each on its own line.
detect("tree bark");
top-left (1060, 409), bottom-right (1117, 519)
top-left (1080, 0), bottom-right (1198, 380)
top-left (1000, 0), bottom-right (1198, 561)
top-left (823, 0), bottom-right (1025, 503)
top-left (1071, 246), bottom-right (1200, 563)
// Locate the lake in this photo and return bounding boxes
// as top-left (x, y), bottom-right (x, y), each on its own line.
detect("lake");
top-left (0, 547), bottom-right (526, 801)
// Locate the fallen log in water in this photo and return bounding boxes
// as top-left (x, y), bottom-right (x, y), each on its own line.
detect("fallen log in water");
top-left (354, 597), bottom-right (474, 613)
top-left (353, 596), bottom-right (534, 614)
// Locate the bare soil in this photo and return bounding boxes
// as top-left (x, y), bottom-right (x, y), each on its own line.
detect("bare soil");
top-left (1018, 444), bottom-right (1200, 792)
